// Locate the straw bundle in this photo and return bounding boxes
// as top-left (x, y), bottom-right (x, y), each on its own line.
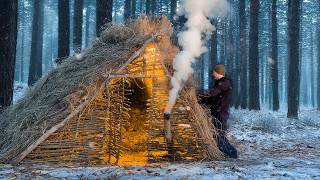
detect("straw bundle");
top-left (180, 87), bottom-right (225, 160)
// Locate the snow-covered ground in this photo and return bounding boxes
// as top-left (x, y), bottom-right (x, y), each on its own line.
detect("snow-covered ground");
top-left (12, 81), bottom-right (28, 104)
top-left (2, 88), bottom-right (319, 179)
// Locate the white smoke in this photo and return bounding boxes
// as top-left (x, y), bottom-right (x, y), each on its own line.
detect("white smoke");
top-left (165, 0), bottom-right (229, 113)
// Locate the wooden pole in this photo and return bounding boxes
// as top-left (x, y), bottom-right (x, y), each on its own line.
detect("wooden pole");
top-left (164, 116), bottom-right (173, 157)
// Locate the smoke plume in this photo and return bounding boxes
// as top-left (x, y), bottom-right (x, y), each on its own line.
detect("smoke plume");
top-left (165, 0), bottom-right (229, 113)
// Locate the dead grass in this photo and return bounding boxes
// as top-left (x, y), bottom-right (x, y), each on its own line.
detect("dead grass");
top-left (180, 85), bottom-right (225, 160)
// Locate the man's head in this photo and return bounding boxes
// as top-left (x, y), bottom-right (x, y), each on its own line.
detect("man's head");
top-left (212, 64), bottom-right (225, 80)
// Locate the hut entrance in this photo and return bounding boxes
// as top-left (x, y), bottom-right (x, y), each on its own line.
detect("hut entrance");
top-left (101, 42), bottom-right (171, 165)
top-left (103, 77), bottom-right (153, 165)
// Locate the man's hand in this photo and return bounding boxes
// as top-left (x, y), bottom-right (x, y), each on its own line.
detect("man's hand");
top-left (197, 93), bottom-right (209, 99)
top-left (204, 91), bottom-right (210, 96)
top-left (201, 91), bottom-right (211, 97)
top-left (197, 92), bottom-right (211, 105)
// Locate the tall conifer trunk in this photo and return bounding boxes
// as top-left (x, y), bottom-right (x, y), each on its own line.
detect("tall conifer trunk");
top-left (0, 0), bottom-right (18, 109)
top-left (28, 0), bottom-right (44, 86)
top-left (248, 0), bottom-right (260, 110)
top-left (287, 0), bottom-right (301, 118)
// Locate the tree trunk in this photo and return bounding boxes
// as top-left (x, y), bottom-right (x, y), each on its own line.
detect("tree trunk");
top-left (287, 0), bottom-right (301, 118)
top-left (228, 24), bottom-right (236, 107)
top-left (318, 2), bottom-right (320, 110)
top-left (239, 0), bottom-right (248, 109)
top-left (57, 0), bottom-right (70, 63)
top-left (146, 0), bottom-right (151, 15)
top-left (20, 31), bottom-right (25, 83)
top-left (0, 0), bottom-right (18, 109)
top-left (227, 22), bottom-right (234, 75)
top-left (220, 20), bottom-right (226, 64)
top-left (113, 0), bottom-right (117, 21)
top-left (96, 0), bottom-right (113, 36)
top-left (271, 0), bottom-right (280, 111)
top-left (151, 0), bottom-right (156, 15)
top-left (226, 3), bottom-right (237, 107)
top-left (73, 0), bottom-right (84, 53)
top-left (48, 24), bottom-right (54, 70)
top-left (198, 55), bottom-right (205, 92)
top-left (298, 0), bottom-right (304, 106)
top-left (195, 59), bottom-right (202, 92)
top-left (158, 0), bottom-right (162, 15)
top-left (85, 0), bottom-right (91, 47)
top-left (131, 0), bottom-right (136, 19)
top-left (234, 2), bottom-right (241, 109)
top-left (28, 0), bottom-right (44, 86)
top-left (19, 2), bottom-right (25, 83)
top-left (170, 0), bottom-right (177, 21)
top-left (140, 0), bottom-right (144, 15)
top-left (124, 0), bottom-right (131, 20)
top-left (50, 23), bottom-right (54, 69)
top-left (209, 19), bottom-right (218, 89)
top-left (310, 26), bottom-right (315, 107)
top-left (248, 0), bottom-right (260, 110)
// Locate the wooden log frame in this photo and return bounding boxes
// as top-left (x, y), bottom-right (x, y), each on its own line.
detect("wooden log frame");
top-left (12, 35), bottom-right (160, 165)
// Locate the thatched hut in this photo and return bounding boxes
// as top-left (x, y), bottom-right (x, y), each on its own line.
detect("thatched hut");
top-left (0, 17), bottom-right (224, 166)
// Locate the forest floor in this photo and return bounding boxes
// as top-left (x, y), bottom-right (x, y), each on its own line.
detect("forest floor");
top-left (1, 85), bottom-right (319, 179)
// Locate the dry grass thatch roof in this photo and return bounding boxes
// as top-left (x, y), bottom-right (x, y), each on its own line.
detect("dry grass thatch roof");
top-left (0, 17), bottom-right (223, 164)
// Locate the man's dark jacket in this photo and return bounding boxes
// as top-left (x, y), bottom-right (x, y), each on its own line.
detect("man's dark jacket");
top-left (202, 77), bottom-right (232, 130)
top-left (199, 77), bottom-right (237, 158)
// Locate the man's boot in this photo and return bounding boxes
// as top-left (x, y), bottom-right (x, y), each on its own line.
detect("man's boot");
top-left (217, 131), bottom-right (238, 159)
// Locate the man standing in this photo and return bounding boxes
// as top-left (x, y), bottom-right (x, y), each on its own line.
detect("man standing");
top-left (199, 64), bottom-right (238, 158)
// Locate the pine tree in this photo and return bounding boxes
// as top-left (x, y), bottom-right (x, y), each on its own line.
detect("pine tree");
top-left (226, 1), bottom-right (237, 107)
top-left (146, 0), bottom-right (151, 15)
top-left (96, 0), bottom-right (113, 35)
top-left (73, 0), bottom-right (84, 53)
top-left (0, 0), bottom-right (18, 109)
top-left (151, 0), bottom-right (157, 15)
top-left (271, 0), bottom-right (280, 111)
top-left (170, 0), bottom-right (177, 21)
top-left (19, 1), bottom-right (26, 82)
top-left (248, 0), bottom-right (260, 110)
top-left (209, 19), bottom-right (218, 89)
top-left (132, 0), bottom-right (136, 18)
top-left (220, 20), bottom-right (226, 64)
top-left (28, 0), bottom-right (44, 86)
top-left (232, 0), bottom-right (241, 109)
top-left (317, 1), bottom-right (320, 110)
top-left (85, 0), bottom-right (92, 47)
top-left (287, 0), bottom-right (301, 118)
top-left (310, 25), bottom-right (315, 107)
top-left (139, 0), bottom-right (144, 15)
top-left (57, 0), bottom-right (70, 63)
top-left (239, 0), bottom-right (248, 109)
top-left (124, 0), bottom-right (131, 20)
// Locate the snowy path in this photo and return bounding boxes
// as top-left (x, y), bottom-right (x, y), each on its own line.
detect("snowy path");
top-left (1, 107), bottom-right (319, 179)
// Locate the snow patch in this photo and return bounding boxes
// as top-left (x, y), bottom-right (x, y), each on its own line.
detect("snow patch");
top-left (13, 81), bottom-right (28, 104)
